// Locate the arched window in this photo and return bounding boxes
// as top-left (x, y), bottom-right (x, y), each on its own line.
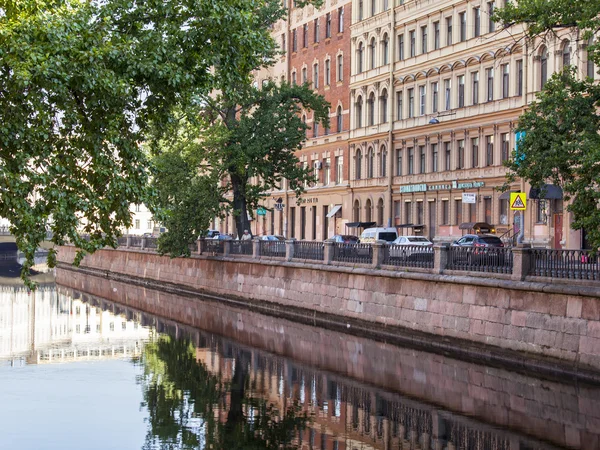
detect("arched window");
top-left (380, 89), bottom-right (388, 123)
top-left (355, 149), bottom-right (363, 180)
top-left (353, 200), bottom-right (360, 222)
top-left (382, 34), bottom-right (389, 65)
top-left (562, 40), bottom-right (571, 68)
top-left (357, 42), bottom-right (364, 74)
top-left (370, 38), bottom-right (376, 70)
top-left (380, 145), bottom-right (387, 177)
top-left (367, 147), bottom-right (374, 178)
top-left (356, 96), bottom-right (363, 128)
top-left (365, 199), bottom-right (372, 222)
top-left (337, 106), bottom-right (343, 132)
top-left (588, 37), bottom-right (595, 79)
top-left (377, 198), bottom-right (384, 226)
top-left (540, 47), bottom-right (548, 89)
top-left (368, 92), bottom-right (375, 126)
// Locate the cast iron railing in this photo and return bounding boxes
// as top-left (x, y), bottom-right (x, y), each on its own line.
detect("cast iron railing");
top-left (117, 236), bottom-right (128, 246)
top-left (332, 243), bottom-right (372, 265)
top-left (202, 239), bottom-right (225, 254)
top-left (447, 246), bottom-right (513, 274)
top-left (145, 237), bottom-right (158, 249)
top-left (129, 236), bottom-right (142, 248)
top-left (531, 249), bottom-right (599, 280)
top-left (294, 241), bottom-right (325, 261)
top-left (384, 245), bottom-right (434, 269)
top-left (231, 241), bottom-right (253, 256)
top-left (259, 240), bottom-right (286, 257)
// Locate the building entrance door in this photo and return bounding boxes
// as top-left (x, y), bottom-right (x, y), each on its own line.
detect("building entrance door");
top-left (553, 214), bottom-right (563, 249)
top-left (428, 201), bottom-right (436, 240)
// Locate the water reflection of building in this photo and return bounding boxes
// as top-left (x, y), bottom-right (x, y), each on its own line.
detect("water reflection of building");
top-left (0, 283), bottom-right (151, 365)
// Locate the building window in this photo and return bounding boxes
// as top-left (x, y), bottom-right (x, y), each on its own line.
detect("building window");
top-left (382, 34), bottom-right (389, 65)
top-left (499, 199), bottom-right (508, 225)
top-left (337, 54), bottom-right (343, 81)
top-left (516, 59), bottom-right (523, 95)
top-left (326, 13), bottom-right (331, 38)
top-left (313, 64), bottom-right (319, 88)
top-left (338, 7), bottom-right (344, 32)
top-left (292, 71), bottom-right (297, 85)
top-left (325, 59), bottom-right (331, 85)
top-left (396, 90), bottom-right (403, 120)
top-left (421, 25), bottom-right (428, 54)
top-left (587, 38), bottom-right (595, 78)
top-left (357, 43), bottom-right (364, 74)
top-left (455, 199), bottom-right (462, 225)
top-left (381, 146), bottom-right (387, 177)
top-left (488, 1), bottom-right (495, 33)
top-left (459, 12), bottom-right (466, 42)
top-left (433, 21), bottom-right (440, 50)
top-left (444, 142), bottom-right (451, 171)
top-left (486, 67), bottom-right (494, 101)
top-left (405, 202), bottom-right (412, 224)
top-left (336, 156), bottom-right (343, 184)
top-left (446, 16), bottom-right (453, 46)
top-left (408, 88), bottom-right (414, 118)
top-left (302, 67), bottom-right (307, 84)
top-left (383, 0), bottom-right (389, 10)
top-left (468, 202), bottom-right (476, 222)
top-left (398, 34), bottom-right (405, 60)
top-left (355, 149), bottom-right (362, 179)
top-left (471, 137), bottom-right (479, 167)
top-left (135, 219), bottom-right (140, 229)
top-left (501, 132), bottom-right (509, 162)
top-left (540, 48), bottom-right (548, 89)
top-left (356, 97), bottom-right (363, 127)
top-left (472, 71), bottom-right (479, 105)
top-left (502, 63), bottom-right (509, 98)
top-left (419, 85), bottom-right (426, 116)
top-left (432, 81), bottom-right (439, 113)
top-left (486, 135), bottom-right (494, 166)
top-left (313, 122), bottom-right (319, 137)
top-left (303, 24), bottom-right (308, 47)
top-left (358, 0), bottom-right (363, 20)
top-left (536, 200), bottom-right (548, 224)
top-left (394, 200), bottom-right (401, 226)
top-left (292, 29), bottom-right (297, 52)
top-left (417, 202), bottom-right (424, 225)
top-left (474, 7), bottom-right (481, 37)
top-left (367, 147), bottom-right (374, 178)
top-left (431, 143), bottom-right (438, 172)
top-left (281, 34), bottom-right (286, 52)
top-left (381, 89), bottom-right (388, 123)
top-left (314, 19), bottom-right (319, 43)
top-left (444, 79), bottom-right (451, 110)
top-left (458, 75), bottom-right (465, 108)
top-left (370, 0), bottom-right (376, 16)
top-left (410, 30), bottom-right (416, 57)
top-left (369, 38), bottom-right (376, 69)
top-left (396, 149), bottom-right (403, 176)
top-left (442, 200), bottom-right (449, 225)
top-left (419, 145), bottom-right (426, 173)
top-left (562, 40), bottom-right (571, 67)
top-left (336, 106), bottom-right (343, 132)
top-left (368, 93), bottom-right (375, 126)
top-left (408, 147), bottom-right (414, 174)
top-left (457, 139), bottom-right (465, 169)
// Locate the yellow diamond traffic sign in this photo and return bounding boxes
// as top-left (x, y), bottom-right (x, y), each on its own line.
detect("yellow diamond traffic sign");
top-left (510, 192), bottom-right (527, 211)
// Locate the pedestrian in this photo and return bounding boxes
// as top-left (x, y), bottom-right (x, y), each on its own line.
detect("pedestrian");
top-left (241, 229), bottom-right (252, 241)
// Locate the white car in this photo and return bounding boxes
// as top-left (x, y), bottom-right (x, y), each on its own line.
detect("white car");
top-left (391, 236), bottom-right (433, 246)
top-left (389, 236), bottom-right (433, 260)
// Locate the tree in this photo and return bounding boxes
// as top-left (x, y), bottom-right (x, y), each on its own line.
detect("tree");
top-left (495, 1), bottom-right (600, 250)
top-left (150, 81), bottom-right (329, 253)
top-left (0, 0), bottom-right (288, 285)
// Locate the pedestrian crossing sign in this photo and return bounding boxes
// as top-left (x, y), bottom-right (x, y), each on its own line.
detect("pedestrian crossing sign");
top-left (510, 192), bottom-right (527, 211)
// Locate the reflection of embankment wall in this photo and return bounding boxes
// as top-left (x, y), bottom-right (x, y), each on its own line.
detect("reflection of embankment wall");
top-left (56, 247), bottom-right (600, 374)
top-left (55, 269), bottom-right (600, 450)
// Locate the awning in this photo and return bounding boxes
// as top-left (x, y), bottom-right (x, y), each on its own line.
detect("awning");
top-left (345, 221), bottom-right (376, 229)
top-left (326, 204), bottom-right (342, 218)
top-left (459, 222), bottom-right (495, 233)
top-left (529, 184), bottom-right (563, 199)
top-left (499, 190), bottom-right (519, 200)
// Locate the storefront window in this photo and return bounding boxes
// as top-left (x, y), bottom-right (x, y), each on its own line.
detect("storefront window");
top-left (536, 200), bottom-right (547, 224)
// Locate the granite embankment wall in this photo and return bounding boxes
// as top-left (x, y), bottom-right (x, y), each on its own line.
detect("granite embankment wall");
top-left (57, 246), bottom-right (600, 372)
top-left (56, 269), bottom-right (600, 450)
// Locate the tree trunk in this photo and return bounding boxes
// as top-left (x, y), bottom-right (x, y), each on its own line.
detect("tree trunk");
top-left (230, 172), bottom-right (251, 239)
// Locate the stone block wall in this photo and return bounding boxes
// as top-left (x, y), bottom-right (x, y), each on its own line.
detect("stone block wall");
top-left (56, 246), bottom-right (600, 370)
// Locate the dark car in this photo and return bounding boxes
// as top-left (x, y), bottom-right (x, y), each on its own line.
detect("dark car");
top-left (452, 234), bottom-right (504, 248)
top-left (451, 234), bottom-right (507, 266)
top-left (331, 235), bottom-right (360, 244)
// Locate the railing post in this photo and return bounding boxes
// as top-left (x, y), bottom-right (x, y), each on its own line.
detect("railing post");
top-left (511, 244), bottom-right (532, 281)
top-left (252, 237), bottom-right (261, 259)
top-left (197, 238), bottom-right (203, 255)
top-left (433, 243), bottom-right (450, 274)
top-left (372, 240), bottom-right (386, 269)
top-left (223, 240), bottom-right (232, 257)
top-left (141, 237), bottom-right (146, 250)
top-left (126, 236), bottom-right (131, 248)
top-left (324, 240), bottom-right (334, 265)
top-left (285, 239), bottom-right (296, 262)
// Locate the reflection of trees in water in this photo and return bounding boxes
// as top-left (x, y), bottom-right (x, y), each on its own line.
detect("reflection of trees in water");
top-left (138, 335), bottom-right (308, 450)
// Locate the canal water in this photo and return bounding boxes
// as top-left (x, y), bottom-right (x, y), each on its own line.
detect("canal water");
top-left (1, 269), bottom-right (599, 449)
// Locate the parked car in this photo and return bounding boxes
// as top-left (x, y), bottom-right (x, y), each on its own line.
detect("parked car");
top-left (389, 236), bottom-right (433, 261)
top-left (260, 235), bottom-right (286, 241)
top-left (359, 227), bottom-right (398, 244)
top-left (451, 234), bottom-right (506, 265)
top-left (213, 234), bottom-right (233, 240)
top-left (331, 235), bottom-right (360, 244)
top-left (205, 230), bottom-right (220, 239)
